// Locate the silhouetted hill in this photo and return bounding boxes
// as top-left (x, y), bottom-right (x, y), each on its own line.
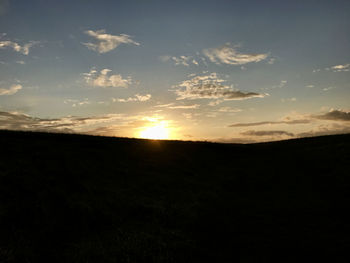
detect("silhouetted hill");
top-left (0, 130), bottom-right (349, 262)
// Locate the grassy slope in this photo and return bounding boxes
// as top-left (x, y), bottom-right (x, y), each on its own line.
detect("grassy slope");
top-left (0, 130), bottom-right (350, 262)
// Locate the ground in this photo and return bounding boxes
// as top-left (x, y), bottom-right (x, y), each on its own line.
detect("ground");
top-left (0, 130), bottom-right (349, 262)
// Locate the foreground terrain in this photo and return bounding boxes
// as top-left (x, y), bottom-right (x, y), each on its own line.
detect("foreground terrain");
top-left (0, 130), bottom-right (350, 262)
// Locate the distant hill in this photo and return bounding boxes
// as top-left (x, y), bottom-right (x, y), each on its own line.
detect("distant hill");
top-left (0, 130), bottom-right (349, 262)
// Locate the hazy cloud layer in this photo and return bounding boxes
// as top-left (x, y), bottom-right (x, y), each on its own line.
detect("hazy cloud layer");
top-left (82, 29), bottom-right (139, 53)
top-left (229, 118), bottom-right (311, 127)
top-left (113, 94), bottom-right (151, 102)
top-left (0, 84), bottom-right (22, 95)
top-left (241, 130), bottom-right (294, 137)
top-left (0, 111), bottom-right (128, 133)
top-left (229, 110), bottom-right (349, 128)
top-left (203, 44), bottom-right (268, 65)
top-left (174, 73), bottom-right (266, 101)
top-left (84, 69), bottom-right (131, 88)
top-left (297, 124), bottom-right (350, 138)
top-left (0, 39), bottom-right (38, 55)
top-left (315, 109), bottom-right (350, 121)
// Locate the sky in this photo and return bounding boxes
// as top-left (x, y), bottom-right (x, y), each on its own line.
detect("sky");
top-left (0, 0), bottom-right (349, 143)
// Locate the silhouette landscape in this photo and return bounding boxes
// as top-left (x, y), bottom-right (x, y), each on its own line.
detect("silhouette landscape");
top-left (0, 130), bottom-right (349, 262)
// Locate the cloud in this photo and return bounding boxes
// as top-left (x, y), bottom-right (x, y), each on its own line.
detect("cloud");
top-left (84, 68), bottom-right (132, 88)
top-left (203, 43), bottom-right (268, 65)
top-left (216, 137), bottom-right (257, 144)
top-left (315, 109), bottom-right (350, 121)
top-left (161, 55), bottom-right (200, 66)
top-left (323, 86), bottom-right (335, 91)
top-left (64, 98), bottom-right (90, 107)
top-left (113, 94), bottom-right (151, 102)
top-left (275, 80), bottom-right (287, 89)
top-left (281, 97), bottom-right (296, 102)
top-left (0, 111), bottom-right (128, 133)
top-left (173, 73), bottom-right (266, 101)
top-left (168, 104), bottom-right (200, 109)
top-left (241, 130), bottom-right (294, 137)
top-left (229, 119), bottom-right (310, 127)
top-left (154, 103), bottom-right (174, 108)
top-left (16, 60), bottom-right (25, 65)
top-left (218, 107), bottom-right (241, 113)
top-left (267, 58), bottom-right (276, 65)
top-left (0, 84), bottom-right (22, 95)
top-left (0, 40), bottom-right (38, 55)
top-left (315, 64), bottom-right (349, 73)
top-left (82, 29), bottom-right (139, 53)
top-left (172, 56), bottom-right (191, 66)
top-left (330, 64), bottom-right (349, 72)
top-left (159, 55), bottom-right (171, 62)
top-left (297, 123), bottom-right (350, 138)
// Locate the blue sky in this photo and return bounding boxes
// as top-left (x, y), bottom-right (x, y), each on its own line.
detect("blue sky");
top-left (0, 0), bottom-right (349, 142)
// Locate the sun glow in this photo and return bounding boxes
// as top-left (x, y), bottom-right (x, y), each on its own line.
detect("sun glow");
top-left (138, 121), bottom-right (171, 140)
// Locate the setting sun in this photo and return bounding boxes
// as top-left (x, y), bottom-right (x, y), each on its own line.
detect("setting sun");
top-left (138, 122), bottom-right (170, 140)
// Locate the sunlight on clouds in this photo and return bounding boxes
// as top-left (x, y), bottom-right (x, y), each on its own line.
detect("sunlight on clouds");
top-left (0, 84), bottom-right (22, 95)
top-left (0, 39), bottom-right (38, 55)
top-left (83, 68), bottom-right (132, 88)
top-left (82, 29), bottom-right (139, 53)
top-left (203, 43), bottom-right (268, 65)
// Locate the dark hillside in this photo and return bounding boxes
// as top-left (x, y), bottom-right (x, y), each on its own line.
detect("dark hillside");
top-left (0, 130), bottom-right (350, 262)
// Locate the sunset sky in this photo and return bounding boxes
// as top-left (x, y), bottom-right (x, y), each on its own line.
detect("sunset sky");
top-left (0, 0), bottom-right (349, 142)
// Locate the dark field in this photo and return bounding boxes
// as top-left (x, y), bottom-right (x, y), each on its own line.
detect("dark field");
top-left (0, 130), bottom-right (350, 262)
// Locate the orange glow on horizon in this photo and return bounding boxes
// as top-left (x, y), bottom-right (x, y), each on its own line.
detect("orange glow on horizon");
top-left (137, 121), bottom-right (172, 140)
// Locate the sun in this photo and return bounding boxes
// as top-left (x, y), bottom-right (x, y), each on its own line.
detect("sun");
top-left (138, 122), bottom-right (170, 140)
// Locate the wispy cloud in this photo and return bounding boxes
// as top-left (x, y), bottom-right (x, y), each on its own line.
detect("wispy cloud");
top-left (0, 84), bottom-right (22, 95)
top-left (64, 98), bottom-right (90, 107)
top-left (203, 43), bottom-right (268, 65)
top-left (113, 94), bottom-right (151, 102)
top-left (323, 86), bottom-right (335, 92)
top-left (329, 64), bottom-right (349, 72)
top-left (241, 130), bottom-right (294, 137)
top-left (173, 73), bottom-right (266, 102)
top-left (218, 107), bottom-right (241, 113)
top-left (82, 29), bottom-right (139, 53)
top-left (83, 68), bottom-right (132, 88)
top-left (0, 39), bottom-right (38, 55)
top-left (168, 104), bottom-right (200, 109)
top-left (172, 55), bottom-right (191, 66)
top-left (161, 55), bottom-right (200, 66)
top-left (281, 97), bottom-right (296, 102)
top-left (267, 57), bottom-right (276, 65)
top-left (314, 63), bottom-right (350, 73)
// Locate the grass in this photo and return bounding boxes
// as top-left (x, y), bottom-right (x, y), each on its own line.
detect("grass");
top-left (0, 130), bottom-right (349, 262)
